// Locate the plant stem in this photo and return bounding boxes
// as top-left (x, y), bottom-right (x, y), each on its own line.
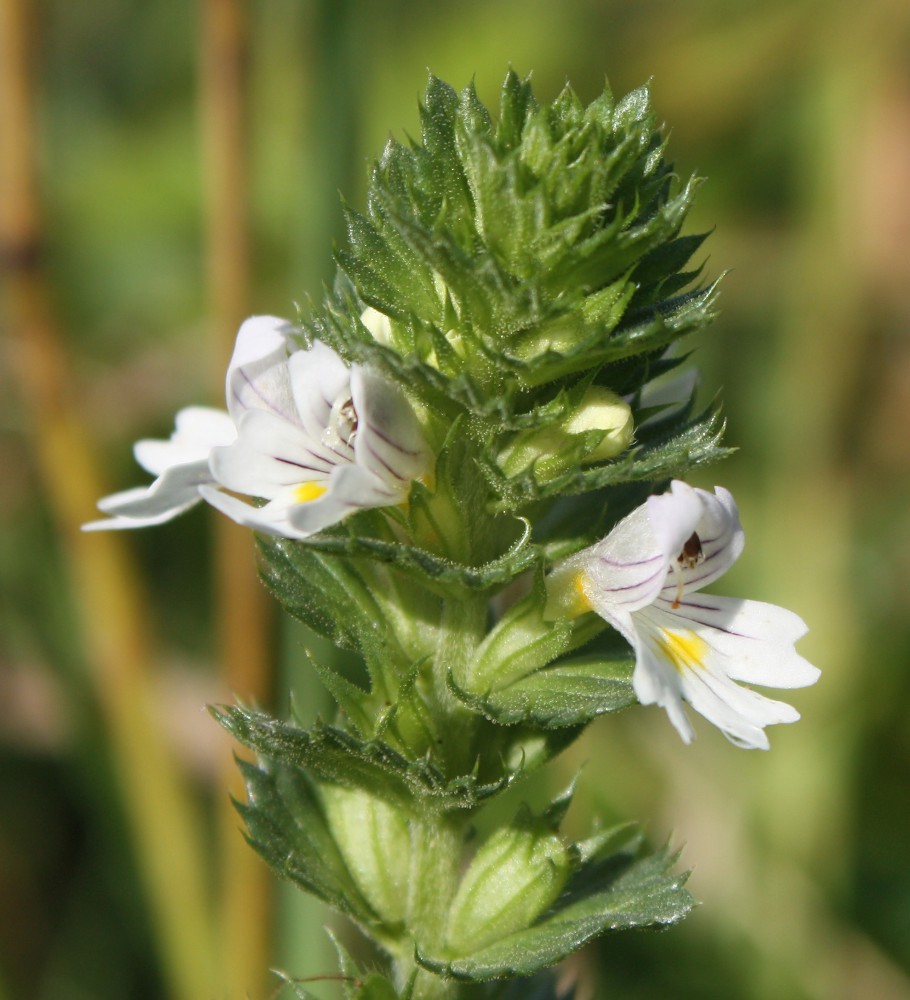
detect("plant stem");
top-left (198, 1), bottom-right (275, 995)
top-left (398, 815), bottom-right (465, 1000)
top-left (433, 596), bottom-right (487, 776)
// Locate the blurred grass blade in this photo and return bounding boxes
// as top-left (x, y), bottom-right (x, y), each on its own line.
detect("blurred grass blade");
top-left (0, 3), bottom-right (217, 998)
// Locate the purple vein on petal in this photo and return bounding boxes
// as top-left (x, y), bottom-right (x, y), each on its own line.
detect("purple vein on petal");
top-left (233, 369), bottom-right (287, 417)
top-left (366, 419), bottom-right (421, 458)
top-left (597, 563), bottom-right (667, 595)
top-left (273, 455), bottom-right (333, 476)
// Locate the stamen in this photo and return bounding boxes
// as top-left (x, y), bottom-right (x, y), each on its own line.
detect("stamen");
top-left (672, 531), bottom-right (704, 608)
top-left (322, 396), bottom-right (358, 449)
top-left (677, 531), bottom-right (704, 569)
top-left (670, 562), bottom-right (685, 609)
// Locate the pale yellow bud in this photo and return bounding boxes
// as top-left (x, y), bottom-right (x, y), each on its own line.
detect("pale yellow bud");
top-left (360, 306), bottom-right (394, 346)
top-left (498, 387), bottom-right (634, 479)
top-left (563, 387), bottom-right (633, 461)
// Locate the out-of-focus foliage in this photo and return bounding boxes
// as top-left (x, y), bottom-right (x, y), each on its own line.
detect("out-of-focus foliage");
top-left (2, 1), bottom-right (910, 999)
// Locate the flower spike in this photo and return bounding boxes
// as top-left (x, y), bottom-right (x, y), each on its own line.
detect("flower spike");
top-left (547, 480), bottom-right (819, 749)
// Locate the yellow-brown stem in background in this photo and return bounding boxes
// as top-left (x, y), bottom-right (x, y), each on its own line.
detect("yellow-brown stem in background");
top-left (199, 1), bottom-right (275, 997)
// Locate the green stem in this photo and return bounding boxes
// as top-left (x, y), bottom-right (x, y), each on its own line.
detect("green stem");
top-left (409, 968), bottom-right (462, 1000)
top-left (396, 815), bottom-right (465, 1000)
top-left (432, 595), bottom-right (487, 775)
top-left (383, 598), bottom-right (488, 999)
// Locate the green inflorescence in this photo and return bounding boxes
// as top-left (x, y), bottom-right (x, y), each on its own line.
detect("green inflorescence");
top-left (221, 71), bottom-right (723, 1000)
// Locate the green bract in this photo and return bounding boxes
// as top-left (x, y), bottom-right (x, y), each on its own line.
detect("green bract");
top-left (307, 72), bottom-right (728, 524)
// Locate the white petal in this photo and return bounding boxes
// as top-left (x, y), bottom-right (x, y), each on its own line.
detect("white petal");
top-left (680, 486), bottom-right (744, 592)
top-left (133, 406), bottom-right (234, 476)
top-left (634, 620), bottom-right (776, 749)
top-left (628, 630), bottom-right (696, 744)
top-left (637, 367), bottom-right (699, 418)
top-left (201, 469), bottom-right (381, 539)
top-left (210, 409), bottom-right (337, 498)
top-left (600, 606), bottom-right (696, 743)
top-left (580, 506), bottom-right (670, 613)
top-left (630, 602), bottom-right (814, 748)
top-left (323, 461), bottom-right (402, 507)
top-left (225, 316), bottom-right (296, 423)
top-left (646, 480), bottom-right (705, 560)
top-left (285, 463), bottom-right (402, 534)
top-left (582, 482), bottom-right (745, 618)
top-left (287, 341), bottom-right (352, 442)
top-left (649, 484), bottom-right (745, 599)
top-left (350, 367), bottom-right (429, 485)
top-left (199, 486), bottom-right (311, 539)
top-left (660, 594), bottom-right (818, 688)
top-left (676, 665), bottom-right (775, 750)
top-left (676, 659), bottom-right (799, 750)
top-left (83, 486), bottom-right (198, 530)
top-left (360, 306), bottom-right (394, 345)
top-left (84, 461), bottom-right (210, 531)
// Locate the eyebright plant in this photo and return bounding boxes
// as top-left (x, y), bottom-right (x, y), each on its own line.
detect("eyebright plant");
top-left (87, 72), bottom-right (818, 1000)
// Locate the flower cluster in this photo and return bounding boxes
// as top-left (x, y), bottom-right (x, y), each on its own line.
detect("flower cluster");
top-left (85, 316), bottom-right (430, 539)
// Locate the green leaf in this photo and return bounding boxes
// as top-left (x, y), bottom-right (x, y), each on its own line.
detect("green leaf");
top-left (214, 706), bottom-right (519, 812)
top-left (277, 521), bottom-right (541, 595)
top-left (328, 72), bottom-right (716, 403)
top-left (454, 654), bottom-right (636, 729)
top-left (418, 839), bottom-right (693, 981)
top-left (233, 758), bottom-right (377, 925)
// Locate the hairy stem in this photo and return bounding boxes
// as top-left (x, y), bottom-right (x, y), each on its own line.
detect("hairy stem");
top-left (432, 596), bottom-right (488, 776)
top-left (397, 815), bottom-right (465, 1000)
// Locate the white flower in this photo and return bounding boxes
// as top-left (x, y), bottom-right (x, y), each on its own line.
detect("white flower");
top-left (82, 405), bottom-right (235, 530)
top-left (200, 318), bottom-right (430, 538)
top-left (547, 480), bottom-right (819, 749)
top-left (85, 315), bottom-right (430, 539)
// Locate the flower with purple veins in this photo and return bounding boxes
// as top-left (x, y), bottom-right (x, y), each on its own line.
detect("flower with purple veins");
top-left (546, 480), bottom-right (819, 749)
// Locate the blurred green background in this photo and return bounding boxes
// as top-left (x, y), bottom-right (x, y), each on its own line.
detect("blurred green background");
top-left (2, 1), bottom-right (910, 998)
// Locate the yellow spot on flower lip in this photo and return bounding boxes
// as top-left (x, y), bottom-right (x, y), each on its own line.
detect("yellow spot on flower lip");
top-left (655, 629), bottom-right (708, 674)
top-left (572, 573), bottom-right (594, 615)
top-left (294, 481), bottom-right (327, 504)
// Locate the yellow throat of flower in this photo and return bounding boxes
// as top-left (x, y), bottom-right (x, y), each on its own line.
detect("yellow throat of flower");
top-left (654, 629), bottom-right (708, 675)
top-left (294, 482), bottom-right (328, 504)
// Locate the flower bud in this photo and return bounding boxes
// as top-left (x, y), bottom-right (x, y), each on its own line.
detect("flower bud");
top-left (360, 306), bottom-right (394, 346)
top-left (498, 387), bottom-right (633, 480)
top-left (321, 785), bottom-right (411, 926)
top-left (562, 387), bottom-right (634, 461)
top-left (445, 808), bottom-right (571, 954)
